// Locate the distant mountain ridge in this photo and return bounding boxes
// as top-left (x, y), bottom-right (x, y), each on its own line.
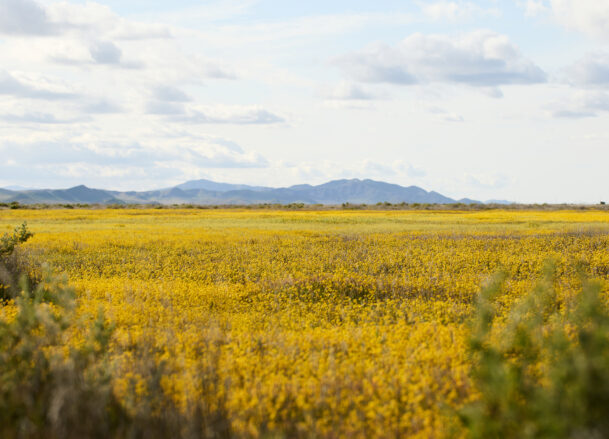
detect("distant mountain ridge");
top-left (0, 178), bottom-right (483, 205)
top-left (175, 179), bottom-right (270, 192)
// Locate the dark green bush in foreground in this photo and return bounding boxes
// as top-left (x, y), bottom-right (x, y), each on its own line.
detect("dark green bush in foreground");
top-left (0, 222), bottom-right (33, 257)
top-left (461, 264), bottom-right (609, 438)
top-left (0, 222), bottom-right (34, 300)
top-left (0, 268), bottom-right (122, 439)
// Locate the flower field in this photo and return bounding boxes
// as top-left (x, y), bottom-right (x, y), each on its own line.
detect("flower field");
top-left (2, 208), bottom-right (609, 438)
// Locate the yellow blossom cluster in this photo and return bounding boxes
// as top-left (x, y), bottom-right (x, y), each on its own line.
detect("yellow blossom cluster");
top-left (1, 208), bottom-right (608, 438)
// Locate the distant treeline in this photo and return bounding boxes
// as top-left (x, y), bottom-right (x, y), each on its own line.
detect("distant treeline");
top-left (1, 201), bottom-right (608, 211)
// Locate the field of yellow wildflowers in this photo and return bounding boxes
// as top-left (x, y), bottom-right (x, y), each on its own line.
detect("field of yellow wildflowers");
top-left (1, 208), bottom-right (609, 438)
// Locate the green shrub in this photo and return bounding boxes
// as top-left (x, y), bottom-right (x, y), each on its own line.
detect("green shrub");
top-left (1, 223), bottom-right (34, 299)
top-left (0, 267), bottom-right (123, 439)
top-left (461, 263), bottom-right (609, 438)
top-left (0, 222), bottom-right (33, 257)
top-left (0, 223), bottom-right (231, 438)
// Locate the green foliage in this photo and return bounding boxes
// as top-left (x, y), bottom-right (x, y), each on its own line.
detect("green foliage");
top-left (1, 223), bottom-right (34, 300)
top-left (0, 267), bottom-right (123, 439)
top-left (0, 222), bottom-right (33, 257)
top-left (461, 263), bottom-right (609, 438)
top-left (0, 222), bottom-right (231, 437)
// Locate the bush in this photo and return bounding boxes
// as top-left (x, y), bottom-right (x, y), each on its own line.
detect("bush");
top-left (0, 267), bottom-right (123, 439)
top-left (460, 263), bottom-right (609, 438)
top-left (0, 222), bottom-right (33, 257)
top-left (1, 222), bottom-right (34, 299)
top-left (0, 223), bottom-right (231, 438)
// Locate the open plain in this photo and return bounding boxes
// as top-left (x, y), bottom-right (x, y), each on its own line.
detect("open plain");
top-left (2, 208), bottom-right (609, 438)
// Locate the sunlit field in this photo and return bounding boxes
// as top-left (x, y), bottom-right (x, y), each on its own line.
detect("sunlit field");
top-left (2, 208), bottom-right (609, 438)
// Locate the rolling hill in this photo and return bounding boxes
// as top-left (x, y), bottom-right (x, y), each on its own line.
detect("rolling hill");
top-left (0, 179), bottom-right (481, 205)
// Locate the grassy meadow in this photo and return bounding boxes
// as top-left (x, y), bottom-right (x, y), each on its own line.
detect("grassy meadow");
top-left (2, 208), bottom-right (609, 438)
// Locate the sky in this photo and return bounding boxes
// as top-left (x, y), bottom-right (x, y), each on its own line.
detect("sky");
top-left (0, 0), bottom-right (608, 203)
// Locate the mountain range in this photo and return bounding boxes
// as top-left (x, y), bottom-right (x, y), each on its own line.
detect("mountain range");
top-left (0, 178), bottom-right (498, 205)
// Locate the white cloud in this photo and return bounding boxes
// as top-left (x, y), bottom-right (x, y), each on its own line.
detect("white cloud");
top-left (143, 85), bottom-right (192, 114)
top-left (526, 0), bottom-right (609, 40)
top-left (0, 70), bottom-right (78, 99)
top-left (583, 92), bottom-right (609, 111)
top-left (466, 172), bottom-right (509, 189)
top-left (152, 85), bottom-right (192, 102)
top-left (0, 0), bottom-right (56, 35)
top-left (145, 101), bottom-right (186, 116)
top-left (406, 164), bottom-right (427, 178)
top-left (552, 51), bottom-right (609, 117)
top-left (269, 160), bottom-right (428, 185)
top-left (480, 87), bottom-right (504, 98)
top-left (45, 1), bottom-right (171, 40)
top-left (0, 0), bottom-right (171, 39)
top-left (550, 109), bottom-right (597, 119)
top-left (326, 82), bottom-right (378, 100)
top-left (89, 41), bottom-right (122, 64)
top-left (50, 39), bottom-right (144, 69)
top-left (550, 0), bottom-right (609, 39)
top-left (0, 0), bottom-right (236, 132)
top-left (420, 1), bottom-right (500, 22)
top-left (183, 11), bottom-right (414, 46)
top-left (522, 0), bottom-right (548, 17)
top-left (428, 106), bottom-right (465, 122)
top-left (0, 133), bottom-right (269, 188)
top-left (0, 1), bottom-right (178, 71)
top-left (545, 90), bottom-right (609, 118)
top-left (1, 0), bottom-right (603, 202)
top-left (548, 51), bottom-right (609, 117)
top-left (144, 98), bottom-right (285, 123)
top-left (0, 111), bottom-right (90, 124)
top-left (81, 99), bottom-right (123, 114)
top-left (166, 105), bottom-right (285, 125)
top-left (335, 31), bottom-right (546, 88)
top-left (565, 52), bottom-right (609, 86)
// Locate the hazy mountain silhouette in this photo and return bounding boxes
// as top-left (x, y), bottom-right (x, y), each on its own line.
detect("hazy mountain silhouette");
top-left (0, 178), bottom-right (481, 205)
top-left (175, 179), bottom-right (270, 192)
